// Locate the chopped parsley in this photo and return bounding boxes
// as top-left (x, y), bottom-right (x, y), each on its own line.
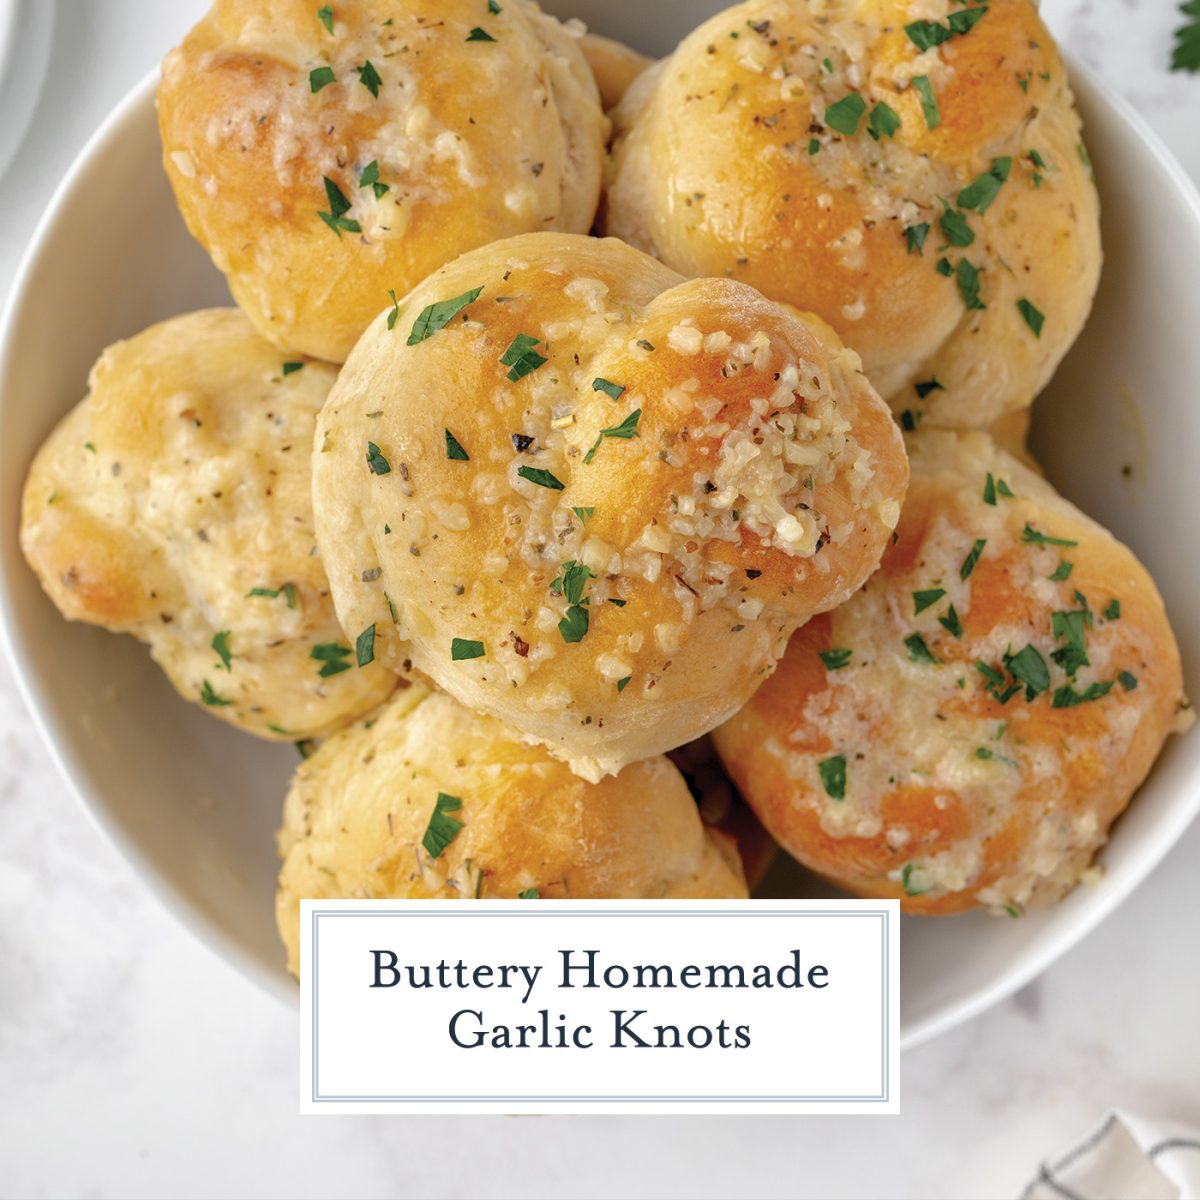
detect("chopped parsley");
top-left (466, 26), bottom-right (497, 42)
top-left (977, 659), bottom-right (1018, 704)
top-left (960, 538), bottom-right (986, 580)
top-left (386, 289), bottom-right (399, 330)
top-left (905, 6), bottom-right (987, 52)
top-left (808, 138), bottom-right (821, 155)
top-left (1049, 560), bottom-right (1074, 582)
top-left (1004, 903), bottom-right (1023, 919)
top-left (911, 75), bottom-right (941, 129)
top-left (584, 408), bottom-right (642, 464)
top-left (518, 889), bottom-right (540, 900)
top-left (317, 5), bottom-right (334, 33)
top-left (956, 259), bottom-right (986, 310)
top-left (974, 746), bottom-right (1015, 766)
top-left (1118, 670), bottom-right (1139, 692)
top-left (212, 630), bottom-right (233, 672)
top-left (407, 287), bottom-right (483, 344)
top-left (553, 560), bottom-right (593, 644)
top-left (517, 465), bottom-right (564, 490)
top-left (592, 378), bottom-right (626, 401)
top-left (819, 647), bottom-right (853, 671)
top-left (246, 586), bottom-right (280, 599)
top-left (422, 793), bottom-right (464, 859)
top-left (572, 506), bottom-right (594, 525)
top-left (616, 676), bottom-right (632, 693)
top-left (451, 638), bottom-right (485, 661)
top-left (355, 60), bottom-right (382, 97)
top-left (935, 256), bottom-right (953, 277)
top-left (282, 361), bottom-right (304, 376)
top-left (284, 583), bottom-right (297, 610)
top-left (824, 92), bottom-right (867, 136)
top-left (867, 101), bottom-right (901, 140)
top-left (905, 222), bottom-right (930, 255)
top-left (901, 862), bottom-right (927, 897)
top-left (1050, 609), bottom-right (1091, 676)
top-left (558, 605), bottom-right (589, 644)
top-left (1104, 599), bottom-right (1121, 621)
top-left (500, 333), bottom-right (548, 381)
top-left (444, 429), bottom-right (470, 460)
top-left (1172, 1), bottom-right (1200, 72)
top-left (1052, 680), bottom-right (1114, 708)
top-left (915, 377), bottom-right (943, 399)
top-left (905, 633), bottom-right (939, 664)
top-left (359, 160), bottom-right (389, 199)
top-left (1022, 523), bottom-right (1077, 548)
top-left (958, 157), bottom-right (1012, 214)
top-left (295, 738), bottom-right (318, 758)
top-left (318, 176), bottom-right (360, 236)
top-left (310, 642), bottom-right (352, 677)
top-left (366, 441), bottom-right (391, 475)
top-left (309, 66), bottom-right (336, 93)
top-left (200, 679), bottom-right (233, 707)
top-left (939, 206), bottom-right (975, 247)
top-left (552, 559), bottom-right (593, 606)
top-left (817, 754), bottom-right (846, 800)
top-left (1005, 644), bottom-right (1050, 700)
top-left (938, 605), bottom-right (963, 639)
top-left (900, 410), bottom-right (922, 431)
top-left (1017, 298), bottom-right (1045, 337)
top-left (488, 0), bottom-right (503, 11)
top-left (982, 474), bottom-right (1014, 505)
top-left (913, 588), bottom-right (946, 614)
top-left (355, 624), bottom-right (376, 668)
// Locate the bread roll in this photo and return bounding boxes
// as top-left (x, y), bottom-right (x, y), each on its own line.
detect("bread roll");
top-left (20, 310), bottom-right (396, 741)
top-left (311, 232), bottom-right (908, 779)
top-left (158, 0), bottom-right (608, 363)
top-left (275, 682), bottom-right (748, 975)
top-left (581, 32), bottom-right (652, 110)
top-left (606, 0), bottom-right (1101, 429)
top-left (713, 430), bottom-right (1190, 915)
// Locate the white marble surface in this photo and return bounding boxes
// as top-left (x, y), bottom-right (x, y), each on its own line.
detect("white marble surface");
top-left (1, 3), bottom-right (1197, 1197)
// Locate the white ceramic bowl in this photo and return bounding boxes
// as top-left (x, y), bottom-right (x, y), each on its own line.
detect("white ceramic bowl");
top-left (2, 8), bottom-right (1199, 1050)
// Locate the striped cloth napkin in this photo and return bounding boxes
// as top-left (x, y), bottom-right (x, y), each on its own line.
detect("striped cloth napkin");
top-left (1021, 1112), bottom-right (1200, 1200)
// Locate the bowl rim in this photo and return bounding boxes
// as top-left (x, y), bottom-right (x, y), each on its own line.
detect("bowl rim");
top-left (3, 57), bottom-right (1199, 1048)
top-left (0, 67), bottom-right (297, 1007)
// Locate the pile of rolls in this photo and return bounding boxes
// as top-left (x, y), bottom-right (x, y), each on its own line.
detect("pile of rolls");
top-left (20, 0), bottom-right (1190, 971)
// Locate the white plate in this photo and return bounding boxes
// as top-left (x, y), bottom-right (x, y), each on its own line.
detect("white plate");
top-left (1, 11), bottom-right (1198, 1049)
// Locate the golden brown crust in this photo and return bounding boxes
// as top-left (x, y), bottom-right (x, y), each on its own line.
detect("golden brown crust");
top-left (158, 0), bottom-right (608, 363)
top-left (311, 232), bottom-right (908, 779)
top-left (605, 0), bottom-right (1101, 428)
top-left (713, 430), bottom-right (1188, 915)
top-left (20, 309), bottom-right (397, 740)
top-left (275, 683), bottom-right (748, 974)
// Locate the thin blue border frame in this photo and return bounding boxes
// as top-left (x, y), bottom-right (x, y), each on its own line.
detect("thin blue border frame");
top-left (308, 907), bottom-right (892, 1105)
